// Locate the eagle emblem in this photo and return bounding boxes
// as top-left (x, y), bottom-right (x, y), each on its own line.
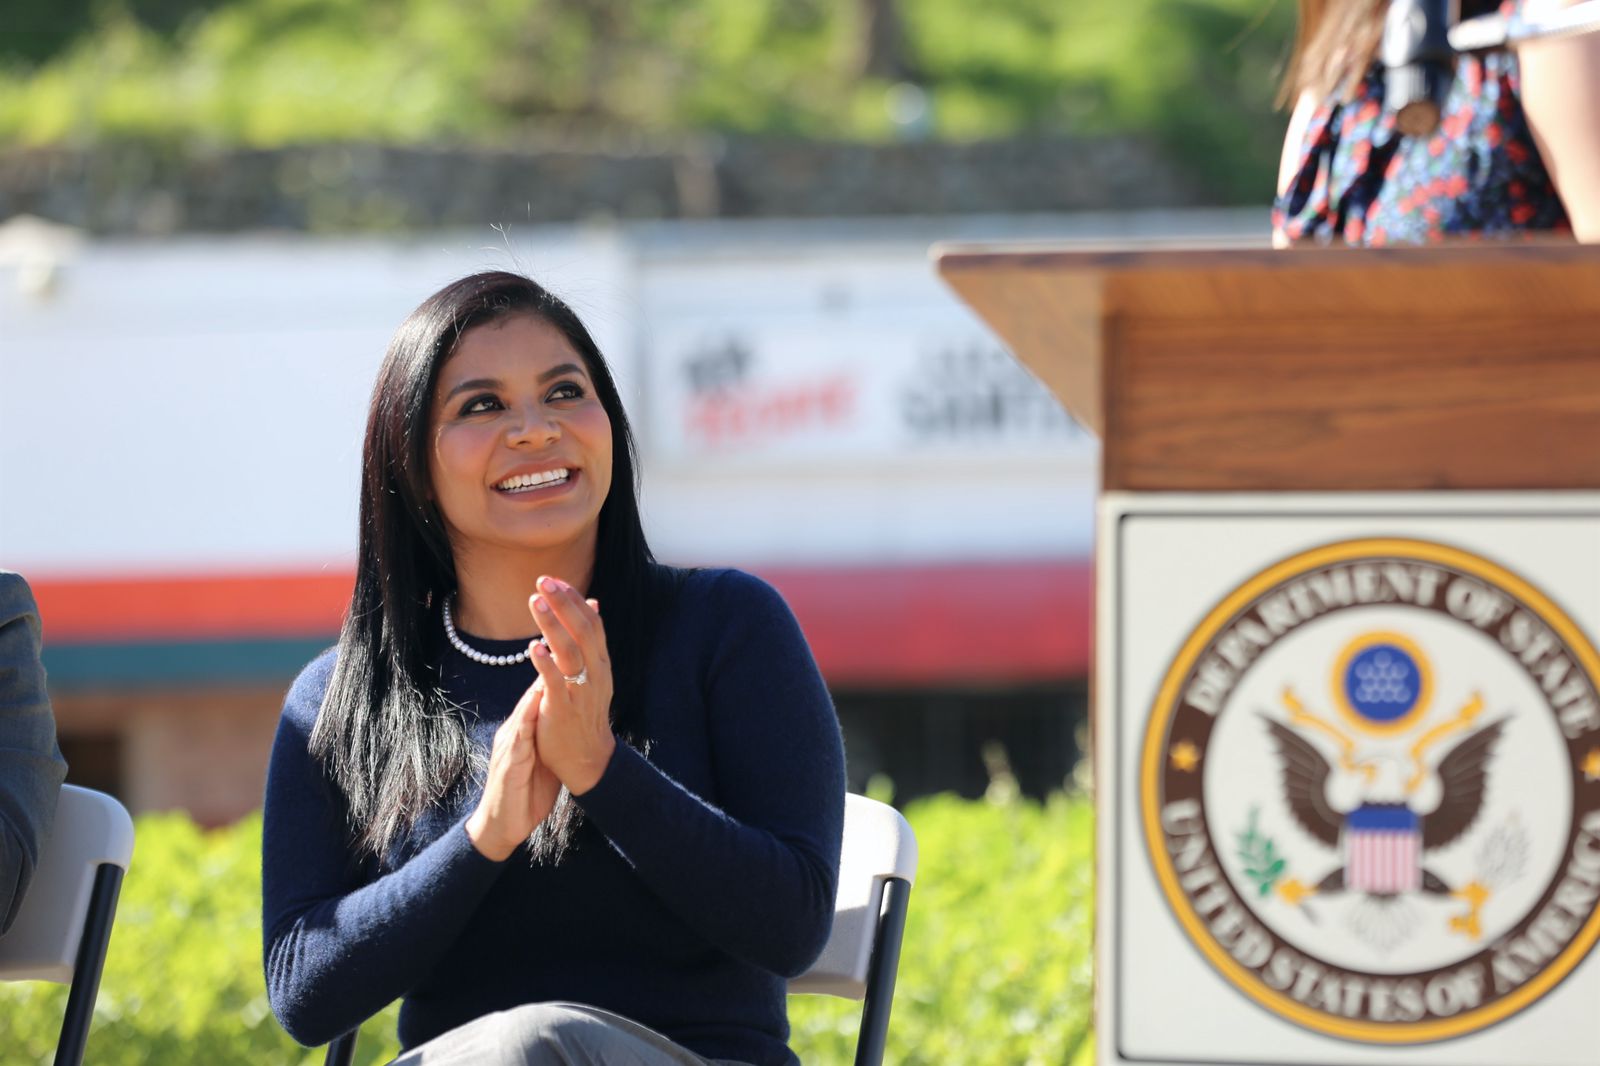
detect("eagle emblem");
top-left (1141, 538), bottom-right (1600, 1046)
top-left (1255, 633), bottom-right (1516, 945)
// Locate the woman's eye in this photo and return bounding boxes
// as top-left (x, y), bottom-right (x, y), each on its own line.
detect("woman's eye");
top-left (460, 395), bottom-right (502, 415)
top-left (547, 382), bottom-right (585, 402)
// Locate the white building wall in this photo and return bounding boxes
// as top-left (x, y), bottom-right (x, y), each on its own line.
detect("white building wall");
top-left (0, 211), bottom-right (1264, 580)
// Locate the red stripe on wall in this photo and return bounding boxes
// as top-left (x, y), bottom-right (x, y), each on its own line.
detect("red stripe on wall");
top-left (29, 559), bottom-right (1093, 685)
top-left (756, 560), bottom-right (1092, 686)
top-left (31, 572), bottom-right (354, 642)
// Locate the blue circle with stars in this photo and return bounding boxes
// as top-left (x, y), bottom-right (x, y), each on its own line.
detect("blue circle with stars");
top-left (1343, 643), bottom-right (1420, 723)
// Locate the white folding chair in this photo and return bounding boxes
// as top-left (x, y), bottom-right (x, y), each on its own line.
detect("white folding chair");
top-left (323, 793), bottom-right (918, 1066)
top-left (789, 793), bottom-right (919, 1066)
top-left (0, 784), bottom-right (136, 1066)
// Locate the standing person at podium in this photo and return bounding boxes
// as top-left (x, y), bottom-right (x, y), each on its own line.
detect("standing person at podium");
top-left (1274, 0), bottom-right (1600, 245)
top-left (261, 271), bottom-right (846, 1065)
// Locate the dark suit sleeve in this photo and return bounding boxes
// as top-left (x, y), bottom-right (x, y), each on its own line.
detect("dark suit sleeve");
top-left (0, 572), bottom-right (69, 935)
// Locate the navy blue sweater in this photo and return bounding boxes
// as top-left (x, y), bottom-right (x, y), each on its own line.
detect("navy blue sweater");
top-left (262, 568), bottom-right (846, 1066)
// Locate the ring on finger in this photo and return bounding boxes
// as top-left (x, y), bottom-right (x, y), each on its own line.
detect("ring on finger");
top-left (562, 666), bottom-right (589, 686)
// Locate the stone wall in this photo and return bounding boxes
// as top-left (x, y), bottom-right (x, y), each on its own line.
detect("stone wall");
top-left (0, 134), bottom-right (1207, 234)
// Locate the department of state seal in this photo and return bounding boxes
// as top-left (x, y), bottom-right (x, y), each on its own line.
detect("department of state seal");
top-left (1141, 537), bottom-right (1600, 1043)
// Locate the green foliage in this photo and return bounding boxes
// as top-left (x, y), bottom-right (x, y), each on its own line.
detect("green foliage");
top-left (0, 0), bottom-right (1293, 200)
top-left (790, 790), bottom-right (1095, 1065)
top-left (0, 792), bottom-right (1092, 1065)
top-left (0, 812), bottom-right (403, 1065)
top-left (4, 0), bottom-right (233, 64)
top-left (1237, 804), bottom-right (1287, 898)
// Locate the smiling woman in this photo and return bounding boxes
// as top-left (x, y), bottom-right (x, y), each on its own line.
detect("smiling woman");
top-left (260, 272), bottom-right (846, 1066)
top-left (426, 316), bottom-right (614, 619)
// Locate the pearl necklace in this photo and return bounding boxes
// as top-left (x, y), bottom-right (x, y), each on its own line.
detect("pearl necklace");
top-left (442, 597), bottom-right (537, 667)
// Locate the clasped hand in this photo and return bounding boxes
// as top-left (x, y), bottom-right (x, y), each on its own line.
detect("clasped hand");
top-left (465, 576), bottom-right (616, 862)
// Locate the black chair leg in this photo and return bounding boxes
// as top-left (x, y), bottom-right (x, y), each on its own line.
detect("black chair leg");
top-left (54, 864), bottom-right (125, 1066)
top-left (855, 877), bottom-right (912, 1066)
top-left (325, 1029), bottom-right (357, 1066)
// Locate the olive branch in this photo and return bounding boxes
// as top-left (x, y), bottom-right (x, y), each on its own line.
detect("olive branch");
top-left (1236, 806), bottom-right (1287, 898)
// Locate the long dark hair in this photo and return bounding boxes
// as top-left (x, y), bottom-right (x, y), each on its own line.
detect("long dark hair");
top-left (310, 271), bottom-right (665, 863)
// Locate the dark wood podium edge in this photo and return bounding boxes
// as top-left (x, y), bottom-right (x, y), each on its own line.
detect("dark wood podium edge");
top-left (933, 241), bottom-right (1600, 492)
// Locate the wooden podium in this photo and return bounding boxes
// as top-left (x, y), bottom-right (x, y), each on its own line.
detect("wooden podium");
top-left (936, 244), bottom-right (1600, 1066)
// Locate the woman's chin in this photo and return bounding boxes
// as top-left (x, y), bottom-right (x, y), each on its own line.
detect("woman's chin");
top-left (463, 514), bottom-right (600, 560)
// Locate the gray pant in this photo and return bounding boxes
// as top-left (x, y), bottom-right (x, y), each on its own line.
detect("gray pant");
top-left (387, 1002), bottom-right (754, 1066)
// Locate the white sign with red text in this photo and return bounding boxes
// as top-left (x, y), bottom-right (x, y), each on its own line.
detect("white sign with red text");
top-left (641, 271), bottom-right (1091, 466)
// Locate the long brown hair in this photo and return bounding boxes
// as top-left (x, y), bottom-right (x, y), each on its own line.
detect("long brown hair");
top-left (1280, 0), bottom-right (1386, 106)
top-left (1281, 0), bottom-right (1501, 108)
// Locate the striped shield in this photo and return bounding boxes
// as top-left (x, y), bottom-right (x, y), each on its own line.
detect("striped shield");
top-left (1344, 804), bottom-right (1421, 894)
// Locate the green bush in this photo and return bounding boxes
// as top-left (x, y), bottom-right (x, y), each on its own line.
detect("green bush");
top-left (0, 791), bottom-right (1093, 1065)
top-left (0, 813), bottom-right (400, 1066)
top-left (791, 789), bottom-right (1094, 1065)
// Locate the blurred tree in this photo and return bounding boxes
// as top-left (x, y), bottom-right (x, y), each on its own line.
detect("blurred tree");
top-left (854, 0), bottom-right (917, 81)
top-left (3, 0), bottom-right (234, 63)
top-left (0, 0), bottom-right (1293, 201)
top-left (126, 0), bottom-right (235, 34)
top-left (6, 0), bottom-right (100, 62)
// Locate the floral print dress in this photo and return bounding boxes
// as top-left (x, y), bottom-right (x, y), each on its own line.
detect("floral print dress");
top-left (1273, 3), bottom-right (1570, 245)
